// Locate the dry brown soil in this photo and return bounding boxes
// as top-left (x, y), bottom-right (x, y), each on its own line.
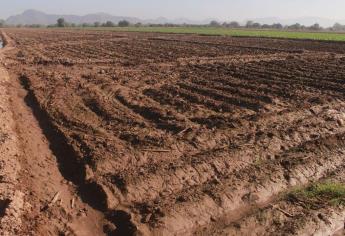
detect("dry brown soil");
top-left (0, 28), bottom-right (345, 235)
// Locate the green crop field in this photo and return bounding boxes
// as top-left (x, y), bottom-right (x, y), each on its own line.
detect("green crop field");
top-left (80, 26), bottom-right (345, 41)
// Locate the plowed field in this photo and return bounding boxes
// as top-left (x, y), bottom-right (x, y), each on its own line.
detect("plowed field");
top-left (3, 29), bottom-right (345, 235)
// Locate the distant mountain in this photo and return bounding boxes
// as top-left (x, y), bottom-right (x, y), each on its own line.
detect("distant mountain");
top-left (5, 9), bottom-right (212, 26)
top-left (6, 9), bottom-right (141, 25)
top-left (5, 10), bottom-right (345, 27)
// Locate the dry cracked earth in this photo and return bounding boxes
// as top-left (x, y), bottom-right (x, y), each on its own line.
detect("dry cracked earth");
top-left (0, 29), bottom-right (345, 235)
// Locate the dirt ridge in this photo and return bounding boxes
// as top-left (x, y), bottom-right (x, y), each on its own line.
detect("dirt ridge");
top-left (2, 28), bottom-right (345, 235)
top-left (0, 31), bottom-right (24, 235)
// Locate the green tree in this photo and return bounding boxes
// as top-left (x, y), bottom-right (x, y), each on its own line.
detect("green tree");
top-left (209, 20), bottom-right (220, 27)
top-left (252, 22), bottom-right (261, 28)
top-left (228, 21), bottom-right (240, 28)
top-left (81, 23), bottom-right (92, 27)
top-left (57, 18), bottom-right (66, 27)
top-left (245, 20), bottom-right (254, 28)
top-left (118, 20), bottom-right (130, 27)
top-left (288, 23), bottom-right (302, 30)
top-left (309, 23), bottom-right (321, 31)
top-left (103, 21), bottom-right (115, 27)
top-left (272, 23), bottom-right (283, 29)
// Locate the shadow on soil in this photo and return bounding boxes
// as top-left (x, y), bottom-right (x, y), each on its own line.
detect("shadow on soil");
top-left (19, 75), bottom-right (137, 236)
top-left (0, 199), bottom-right (11, 218)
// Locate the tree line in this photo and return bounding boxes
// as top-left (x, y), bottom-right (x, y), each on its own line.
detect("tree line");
top-left (0, 18), bottom-right (132, 28)
top-left (2, 18), bottom-right (345, 32)
top-left (54, 18), bottom-right (131, 28)
top-left (209, 20), bottom-right (335, 31)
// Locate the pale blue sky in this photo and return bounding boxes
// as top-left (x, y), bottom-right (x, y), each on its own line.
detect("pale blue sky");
top-left (1, 0), bottom-right (344, 21)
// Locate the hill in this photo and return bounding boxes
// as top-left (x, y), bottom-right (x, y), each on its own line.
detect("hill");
top-left (6, 9), bottom-right (141, 25)
top-left (5, 10), bottom-right (345, 27)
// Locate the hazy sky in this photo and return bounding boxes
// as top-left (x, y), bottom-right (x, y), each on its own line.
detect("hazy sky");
top-left (1, 0), bottom-right (345, 20)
